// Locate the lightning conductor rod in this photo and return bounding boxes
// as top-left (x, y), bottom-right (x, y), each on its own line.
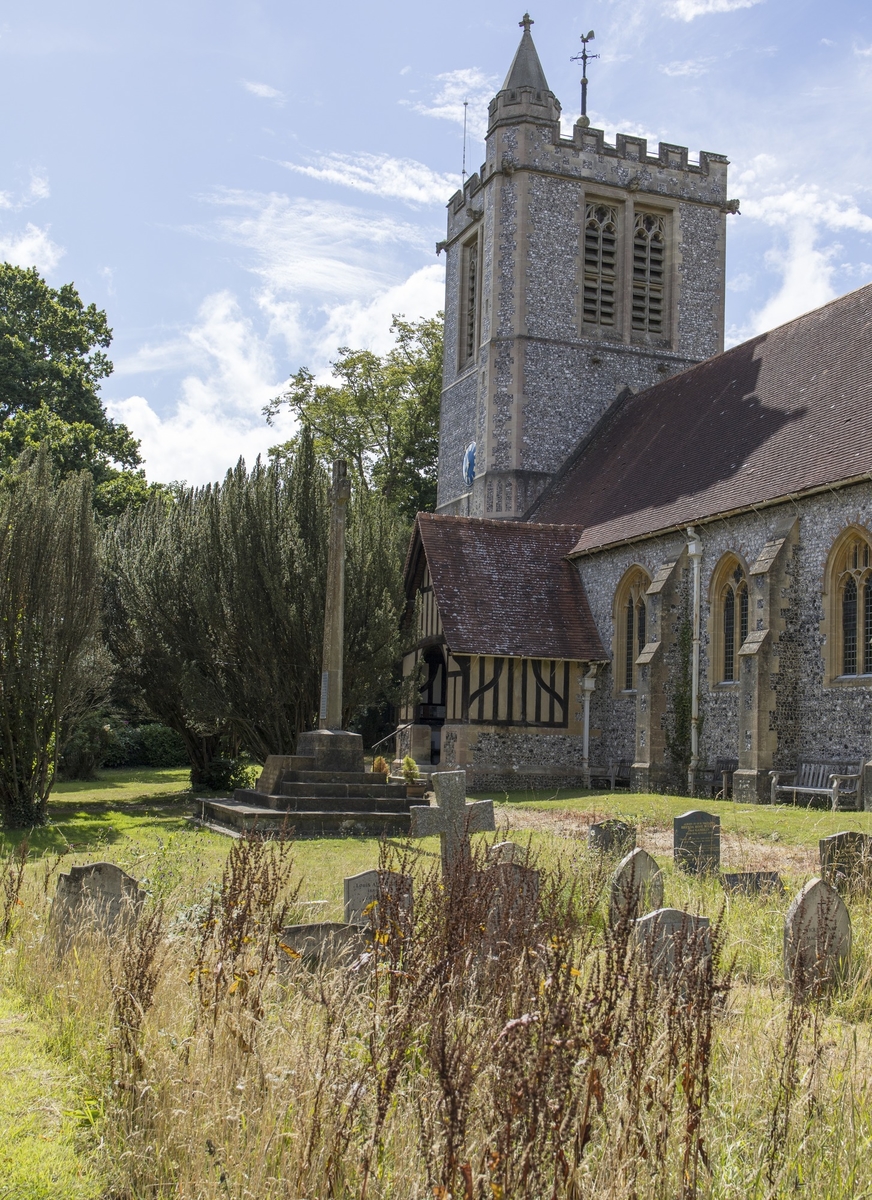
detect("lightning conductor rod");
top-left (570, 29), bottom-right (599, 126)
top-left (461, 99), bottom-right (469, 181)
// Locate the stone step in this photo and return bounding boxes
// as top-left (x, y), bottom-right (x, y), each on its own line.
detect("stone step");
top-left (202, 799), bottom-right (410, 838)
top-left (236, 788), bottom-right (411, 815)
top-left (277, 781), bottom-right (408, 800)
top-left (280, 770), bottom-right (395, 786)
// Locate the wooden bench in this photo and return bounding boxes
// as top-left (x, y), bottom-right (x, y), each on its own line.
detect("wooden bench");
top-left (770, 759), bottom-right (863, 811)
top-left (589, 760), bottom-right (632, 790)
top-left (700, 757), bottom-right (739, 799)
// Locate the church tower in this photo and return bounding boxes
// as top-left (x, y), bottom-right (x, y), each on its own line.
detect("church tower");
top-left (436, 15), bottom-right (733, 518)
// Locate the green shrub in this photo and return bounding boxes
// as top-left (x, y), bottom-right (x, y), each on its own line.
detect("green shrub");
top-left (139, 724), bottom-right (189, 768)
top-left (402, 755), bottom-right (420, 785)
top-left (59, 713), bottom-right (115, 780)
top-left (191, 757), bottom-right (258, 793)
top-left (101, 722), bottom-right (146, 768)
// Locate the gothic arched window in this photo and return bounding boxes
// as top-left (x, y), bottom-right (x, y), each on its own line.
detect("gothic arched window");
top-left (583, 203), bottom-right (618, 328)
top-left (614, 567), bottom-right (651, 693)
top-left (709, 554), bottom-right (749, 684)
top-left (632, 212), bottom-right (665, 335)
top-left (825, 531), bottom-right (872, 680)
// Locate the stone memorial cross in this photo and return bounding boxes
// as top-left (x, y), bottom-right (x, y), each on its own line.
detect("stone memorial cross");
top-left (409, 769), bottom-right (495, 874)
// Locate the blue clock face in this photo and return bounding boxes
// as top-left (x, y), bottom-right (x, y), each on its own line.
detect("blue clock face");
top-left (462, 441), bottom-right (476, 487)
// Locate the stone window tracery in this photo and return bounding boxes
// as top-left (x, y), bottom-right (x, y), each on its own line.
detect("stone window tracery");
top-left (459, 236), bottom-right (480, 368)
top-left (632, 212), bottom-right (665, 335)
top-left (614, 567), bottom-right (651, 693)
top-left (709, 554), bottom-right (749, 684)
top-left (827, 532), bottom-right (872, 679)
top-left (583, 203), bottom-right (618, 328)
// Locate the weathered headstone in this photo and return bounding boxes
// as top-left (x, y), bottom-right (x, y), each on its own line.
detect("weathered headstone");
top-left (487, 840), bottom-right (521, 864)
top-left (784, 877), bottom-right (851, 993)
top-left (278, 922), bottom-right (373, 970)
top-left (588, 819), bottom-right (636, 856)
top-left (721, 871), bottom-right (784, 896)
top-left (634, 908), bottom-right (712, 977)
top-left (609, 847), bottom-right (664, 925)
top-left (819, 831), bottom-right (872, 891)
top-left (409, 770), bottom-right (495, 873)
top-left (343, 868), bottom-right (413, 927)
top-left (51, 862), bottom-right (144, 944)
top-left (485, 860), bottom-right (541, 947)
top-left (673, 810), bottom-right (720, 875)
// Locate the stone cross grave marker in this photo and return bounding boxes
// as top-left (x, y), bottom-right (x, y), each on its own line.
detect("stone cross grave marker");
top-left (784, 877), bottom-right (851, 994)
top-left (343, 868), bottom-right (413, 929)
top-left (609, 847), bottom-right (664, 925)
top-left (819, 831), bottom-right (872, 891)
top-left (588, 819), bottom-right (636, 856)
top-left (409, 770), bottom-right (495, 874)
top-left (721, 871), bottom-right (784, 897)
top-left (674, 810), bottom-right (720, 875)
top-left (51, 862), bottom-right (144, 946)
top-left (634, 908), bottom-right (712, 978)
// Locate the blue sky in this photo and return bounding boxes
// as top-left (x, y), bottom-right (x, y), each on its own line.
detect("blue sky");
top-left (2, 0), bottom-right (871, 484)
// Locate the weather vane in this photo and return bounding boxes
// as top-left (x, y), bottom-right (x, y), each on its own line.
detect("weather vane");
top-left (570, 29), bottom-right (598, 126)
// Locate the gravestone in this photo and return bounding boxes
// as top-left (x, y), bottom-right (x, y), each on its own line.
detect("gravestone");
top-left (588, 820), bottom-right (635, 856)
top-left (609, 847), bottom-right (664, 925)
top-left (784, 877), bottom-right (851, 993)
top-left (51, 862), bottom-right (144, 944)
top-left (721, 871), bottom-right (784, 896)
top-left (673, 810), bottom-right (720, 875)
top-left (819, 831), bottom-right (872, 891)
top-left (409, 770), bottom-right (495, 874)
top-left (343, 868), bottom-right (413, 928)
top-left (634, 908), bottom-right (712, 978)
top-left (487, 841), bottom-right (521, 864)
top-left (485, 860), bottom-right (541, 947)
top-left (278, 922), bottom-right (373, 970)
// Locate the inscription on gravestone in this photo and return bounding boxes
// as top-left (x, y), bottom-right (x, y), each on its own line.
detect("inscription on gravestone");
top-left (784, 877), bottom-right (851, 994)
top-left (588, 820), bottom-right (635, 856)
top-left (609, 847), bottom-right (664, 925)
top-left (674, 810), bottom-right (720, 875)
top-left (819, 831), bottom-right (872, 891)
top-left (343, 869), bottom-right (413, 927)
top-left (721, 871), bottom-right (784, 897)
top-left (634, 908), bottom-right (712, 978)
top-left (51, 862), bottom-right (144, 944)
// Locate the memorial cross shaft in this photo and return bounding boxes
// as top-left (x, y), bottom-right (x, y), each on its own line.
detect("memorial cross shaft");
top-left (319, 459), bottom-right (351, 731)
top-left (408, 770), bottom-right (495, 874)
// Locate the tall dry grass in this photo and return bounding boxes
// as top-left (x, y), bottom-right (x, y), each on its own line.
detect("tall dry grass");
top-left (4, 834), bottom-right (872, 1198)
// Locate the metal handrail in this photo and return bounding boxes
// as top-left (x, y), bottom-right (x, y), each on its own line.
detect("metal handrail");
top-left (370, 721), bottom-right (414, 752)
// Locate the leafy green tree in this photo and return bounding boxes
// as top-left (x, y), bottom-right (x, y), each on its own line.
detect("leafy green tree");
top-left (0, 452), bottom-right (102, 826)
top-left (0, 264), bottom-right (155, 515)
top-left (103, 432), bottom-right (405, 775)
top-left (265, 314), bottom-right (443, 521)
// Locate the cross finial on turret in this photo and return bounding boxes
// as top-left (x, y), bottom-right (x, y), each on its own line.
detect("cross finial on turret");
top-left (519, 12), bottom-right (533, 32)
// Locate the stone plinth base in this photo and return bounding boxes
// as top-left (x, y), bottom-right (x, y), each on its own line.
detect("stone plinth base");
top-left (296, 729), bottom-right (364, 774)
top-left (733, 768), bottom-right (771, 805)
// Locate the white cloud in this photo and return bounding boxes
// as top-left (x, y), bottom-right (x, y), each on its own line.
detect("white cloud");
top-left (666, 0), bottom-right (764, 19)
top-left (405, 68), bottom-right (497, 141)
top-left (201, 189), bottom-right (432, 304)
top-left (727, 272), bottom-right (754, 292)
top-left (854, 42), bottom-right (872, 57)
top-left (312, 263), bottom-right (444, 369)
top-left (746, 221), bottom-right (837, 335)
top-left (0, 223), bottom-right (64, 273)
top-left (0, 171), bottom-right (51, 211)
top-left (283, 152), bottom-right (459, 207)
top-left (660, 57), bottom-right (714, 77)
top-left (243, 80), bottom-right (284, 100)
top-left (108, 291), bottom-right (295, 485)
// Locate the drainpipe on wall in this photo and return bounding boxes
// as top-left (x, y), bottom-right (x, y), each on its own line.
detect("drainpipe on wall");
top-left (581, 664), bottom-right (598, 786)
top-left (687, 527), bottom-right (703, 796)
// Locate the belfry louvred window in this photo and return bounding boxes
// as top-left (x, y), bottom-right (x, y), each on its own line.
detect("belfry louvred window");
top-left (632, 212), bottom-right (665, 334)
top-left (583, 203), bottom-right (617, 327)
top-left (460, 237), bottom-right (479, 366)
